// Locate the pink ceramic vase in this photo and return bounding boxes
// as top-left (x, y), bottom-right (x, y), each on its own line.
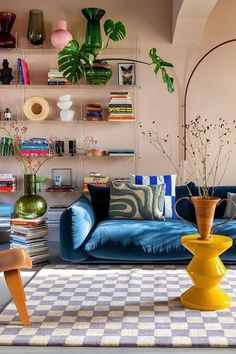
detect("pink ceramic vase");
top-left (51, 20), bottom-right (72, 50)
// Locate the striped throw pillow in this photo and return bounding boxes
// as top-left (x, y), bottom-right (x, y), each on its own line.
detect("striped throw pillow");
top-left (109, 181), bottom-right (165, 220)
top-left (130, 174), bottom-right (176, 218)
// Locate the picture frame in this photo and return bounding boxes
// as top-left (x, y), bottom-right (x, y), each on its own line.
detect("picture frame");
top-left (51, 168), bottom-right (72, 186)
top-left (118, 63), bottom-right (136, 86)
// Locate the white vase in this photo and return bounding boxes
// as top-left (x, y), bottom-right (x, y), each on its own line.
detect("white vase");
top-left (57, 94), bottom-right (74, 122)
top-left (60, 109), bottom-right (75, 122)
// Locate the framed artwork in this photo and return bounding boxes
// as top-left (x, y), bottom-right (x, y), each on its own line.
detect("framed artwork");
top-left (51, 168), bottom-right (72, 186)
top-left (118, 63), bottom-right (136, 85)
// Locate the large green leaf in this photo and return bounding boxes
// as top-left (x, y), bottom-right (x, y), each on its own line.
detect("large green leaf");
top-left (58, 40), bottom-right (95, 83)
top-left (104, 19), bottom-right (126, 41)
top-left (149, 48), bottom-right (174, 93)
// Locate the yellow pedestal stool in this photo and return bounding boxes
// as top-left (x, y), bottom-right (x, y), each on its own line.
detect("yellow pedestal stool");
top-left (181, 234), bottom-right (232, 311)
top-left (0, 249), bottom-right (32, 325)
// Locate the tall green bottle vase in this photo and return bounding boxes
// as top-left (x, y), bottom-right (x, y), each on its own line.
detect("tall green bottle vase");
top-left (15, 174), bottom-right (47, 219)
top-left (82, 7), bottom-right (105, 50)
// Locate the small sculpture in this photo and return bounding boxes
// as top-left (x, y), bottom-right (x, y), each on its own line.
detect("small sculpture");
top-left (57, 94), bottom-right (75, 122)
top-left (0, 59), bottom-right (13, 85)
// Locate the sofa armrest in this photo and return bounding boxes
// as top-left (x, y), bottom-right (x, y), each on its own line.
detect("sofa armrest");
top-left (60, 195), bottom-right (96, 256)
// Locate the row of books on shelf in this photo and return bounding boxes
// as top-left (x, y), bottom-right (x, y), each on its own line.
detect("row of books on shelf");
top-left (48, 69), bottom-right (69, 85)
top-left (10, 217), bottom-right (50, 267)
top-left (82, 174), bottom-right (130, 192)
top-left (0, 174), bottom-right (16, 192)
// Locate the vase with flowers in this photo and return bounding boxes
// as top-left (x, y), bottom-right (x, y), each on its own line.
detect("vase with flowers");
top-left (0, 122), bottom-right (55, 219)
top-left (140, 116), bottom-right (236, 240)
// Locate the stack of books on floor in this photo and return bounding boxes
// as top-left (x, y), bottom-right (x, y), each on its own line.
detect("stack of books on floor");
top-left (107, 148), bottom-right (135, 156)
top-left (45, 185), bottom-right (75, 192)
top-left (48, 69), bottom-right (69, 85)
top-left (83, 174), bottom-right (109, 192)
top-left (10, 218), bottom-right (50, 267)
top-left (46, 206), bottom-right (67, 227)
top-left (108, 91), bottom-right (135, 121)
top-left (0, 174), bottom-right (16, 192)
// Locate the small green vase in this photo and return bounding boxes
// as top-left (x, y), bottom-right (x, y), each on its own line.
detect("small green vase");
top-left (85, 61), bottom-right (112, 85)
top-left (15, 174), bottom-right (47, 219)
top-left (82, 8), bottom-right (105, 50)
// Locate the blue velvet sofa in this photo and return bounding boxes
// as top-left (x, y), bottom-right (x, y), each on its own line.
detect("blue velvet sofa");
top-left (60, 184), bottom-right (236, 264)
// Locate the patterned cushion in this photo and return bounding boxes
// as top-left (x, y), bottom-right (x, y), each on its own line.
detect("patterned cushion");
top-left (130, 174), bottom-right (176, 218)
top-left (109, 181), bottom-right (165, 220)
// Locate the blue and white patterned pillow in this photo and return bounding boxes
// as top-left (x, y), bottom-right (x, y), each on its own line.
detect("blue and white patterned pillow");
top-left (130, 174), bottom-right (176, 218)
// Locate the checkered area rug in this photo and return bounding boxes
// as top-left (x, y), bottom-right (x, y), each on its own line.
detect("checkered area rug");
top-left (0, 264), bottom-right (236, 347)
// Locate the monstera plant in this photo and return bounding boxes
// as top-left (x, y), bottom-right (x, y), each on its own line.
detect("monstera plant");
top-left (58, 8), bottom-right (174, 93)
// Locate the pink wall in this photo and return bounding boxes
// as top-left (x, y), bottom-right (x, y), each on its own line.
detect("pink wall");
top-left (1, 0), bottom-right (236, 207)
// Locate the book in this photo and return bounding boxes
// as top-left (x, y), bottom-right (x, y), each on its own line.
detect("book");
top-left (11, 217), bottom-right (47, 226)
top-left (21, 59), bottom-right (30, 85)
top-left (17, 58), bottom-right (24, 84)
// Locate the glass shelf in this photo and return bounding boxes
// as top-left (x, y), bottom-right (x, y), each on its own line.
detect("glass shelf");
top-left (0, 84), bottom-right (136, 89)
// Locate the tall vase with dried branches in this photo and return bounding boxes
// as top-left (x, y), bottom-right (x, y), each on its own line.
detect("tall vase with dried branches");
top-left (0, 122), bottom-right (55, 218)
top-left (140, 116), bottom-right (236, 240)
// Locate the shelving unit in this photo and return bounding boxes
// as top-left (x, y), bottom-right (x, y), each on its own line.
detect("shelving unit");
top-left (0, 43), bottom-right (139, 207)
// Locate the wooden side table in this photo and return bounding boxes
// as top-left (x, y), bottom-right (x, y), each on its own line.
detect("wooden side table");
top-left (181, 234), bottom-right (232, 311)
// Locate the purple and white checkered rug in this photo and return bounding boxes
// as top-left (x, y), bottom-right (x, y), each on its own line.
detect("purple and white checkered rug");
top-left (0, 264), bottom-right (236, 347)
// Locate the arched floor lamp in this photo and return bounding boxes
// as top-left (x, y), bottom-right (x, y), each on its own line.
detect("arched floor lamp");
top-left (183, 39), bottom-right (236, 159)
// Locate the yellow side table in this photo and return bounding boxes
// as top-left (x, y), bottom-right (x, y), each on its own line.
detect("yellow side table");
top-left (181, 234), bottom-right (232, 311)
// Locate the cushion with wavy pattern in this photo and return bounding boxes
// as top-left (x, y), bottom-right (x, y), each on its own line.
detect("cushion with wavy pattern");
top-left (109, 181), bottom-right (165, 220)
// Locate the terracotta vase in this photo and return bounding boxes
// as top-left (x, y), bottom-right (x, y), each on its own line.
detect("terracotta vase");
top-left (175, 196), bottom-right (236, 240)
top-left (51, 20), bottom-right (72, 50)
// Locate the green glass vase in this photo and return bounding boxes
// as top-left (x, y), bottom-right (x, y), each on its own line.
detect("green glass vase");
top-left (82, 8), bottom-right (105, 50)
top-left (85, 60), bottom-right (112, 85)
top-left (15, 174), bottom-right (47, 219)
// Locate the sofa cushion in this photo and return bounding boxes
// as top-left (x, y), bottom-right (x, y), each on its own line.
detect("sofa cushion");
top-left (85, 218), bottom-right (197, 256)
top-left (109, 182), bottom-right (165, 220)
top-left (88, 184), bottom-right (110, 222)
top-left (224, 192), bottom-right (236, 218)
top-left (130, 173), bottom-right (176, 218)
top-left (60, 195), bottom-right (96, 250)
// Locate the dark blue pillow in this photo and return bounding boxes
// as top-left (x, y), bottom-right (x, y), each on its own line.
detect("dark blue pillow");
top-left (88, 184), bottom-right (110, 222)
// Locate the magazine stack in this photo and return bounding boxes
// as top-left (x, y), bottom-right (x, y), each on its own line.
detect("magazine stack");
top-left (10, 218), bottom-right (50, 267)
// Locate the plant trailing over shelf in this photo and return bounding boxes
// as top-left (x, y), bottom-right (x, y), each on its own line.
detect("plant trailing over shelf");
top-left (58, 7), bottom-right (174, 93)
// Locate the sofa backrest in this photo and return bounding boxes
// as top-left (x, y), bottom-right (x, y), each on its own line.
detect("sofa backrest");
top-left (88, 183), bottom-right (236, 222)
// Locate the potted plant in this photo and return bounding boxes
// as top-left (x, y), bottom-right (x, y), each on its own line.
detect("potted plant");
top-left (58, 7), bottom-right (174, 93)
top-left (140, 116), bottom-right (236, 240)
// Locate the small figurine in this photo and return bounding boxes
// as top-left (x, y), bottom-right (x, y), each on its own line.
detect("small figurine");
top-left (3, 108), bottom-right (12, 120)
top-left (0, 59), bottom-right (13, 85)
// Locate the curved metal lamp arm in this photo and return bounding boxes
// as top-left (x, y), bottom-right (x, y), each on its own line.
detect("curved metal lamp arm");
top-left (183, 38), bottom-right (236, 159)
